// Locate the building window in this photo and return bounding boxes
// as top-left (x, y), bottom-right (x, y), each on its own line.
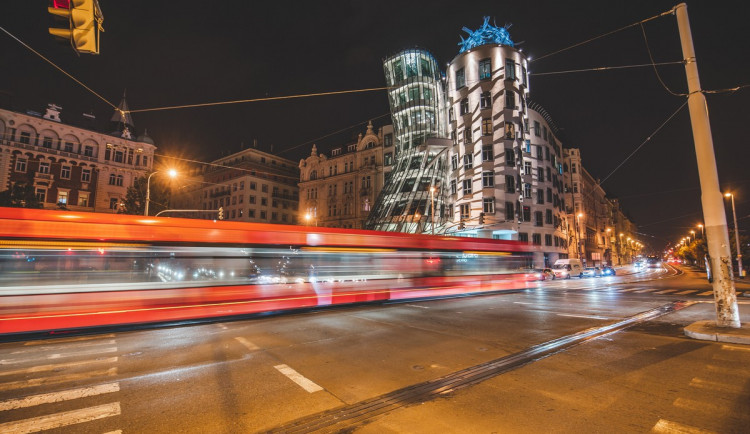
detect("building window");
top-left (505, 59), bottom-right (516, 80)
top-left (109, 174), bottom-right (116, 185)
top-left (524, 183), bottom-right (532, 198)
top-left (460, 203), bottom-right (470, 220)
top-left (482, 171), bottom-right (494, 188)
top-left (114, 150), bottom-right (124, 163)
top-left (532, 233), bottom-right (542, 245)
top-left (546, 209), bottom-right (553, 224)
top-left (84, 146), bottom-right (93, 157)
top-left (505, 91), bottom-right (515, 108)
top-left (545, 146), bottom-right (551, 161)
top-left (64, 142), bottom-right (74, 152)
top-left (545, 234), bottom-right (553, 246)
top-left (19, 131), bottom-right (31, 144)
top-left (61, 165), bottom-right (71, 179)
top-left (522, 206), bottom-right (531, 222)
top-left (536, 146), bottom-right (543, 160)
top-left (525, 140), bottom-right (531, 154)
top-left (573, 183), bottom-right (579, 193)
top-left (260, 211), bottom-right (267, 219)
top-left (239, 195), bottom-right (244, 204)
top-left (460, 98), bottom-right (469, 115)
top-left (78, 193), bottom-right (89, 207)
top-left (482, 118), bottom-right (492, 136)
top-left (39, 162), bottom-right (50, 174)
top-left (534, 120), bottom-right (541, 137)
top-left (480, 91), bottom-right (491, 109)
top-left (248, 209), bottom-right (256, 218)
top-left (109, 198), bottom-right (120, 210)
top-left (519, 232), bottom-right (529, 242)
top-left (505, 201), bottom-right (514, 221)
top-left (116, 175), bottom-right (124, 186)
top-left (250, 182), bottom-right (257, 190)
top-left (451, 155), bottom-right (458, 170)
top-left (35, 188), bottom-right (46, 202)
top-left (456, 68), bottom-right (465, 89)
top-left (450, 179), bottom-right (457, 195)
top-left (547, 188), bottom-right (553, 203)
top-left (537, 167), bottom-right (544, 182)
top-left (478, 58), bottom-right (492, 80)
top-left (505, 148), bottom-right (515, 166)
top-left (463, 154), bottom-right (473, 170)
top-left (505, 175), bottom-right (515, 193)
top-left (534, 211), bottom-right (543, 227)
top-left (249, 196), bottom-right (256, 204)
top-left (482, 144), bottom-right (493, 161)
top-left (524, 161), bottom-right (532, 176)
top-left (483, 197), bottom-right (495, 213)
top-left (57, 191), bottom-right (68, 205)
top-left (384, 152), bottom-right (393, 166)
top-left (522, 66), bottom-right (528, 86)
top-left (464, 128), bottom-right (472, 142)
top-left (542, 126), bottom-right (548, 141)
top-left (261, 184), bottom-right (268, 193)
top-left (15, 158), bottom-right (27, 172)
top-left (536, 189), bottom-right (544, 205)
top-left (261, 198), bottom-right (268, 206)
top-left (505, 122), bottom-right (515, 139)
top-left (42, 137), bottom-right (53, 148)
top-left (463, 179), bottom-right (472, 195)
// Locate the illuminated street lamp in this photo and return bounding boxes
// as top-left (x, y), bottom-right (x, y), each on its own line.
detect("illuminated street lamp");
top-left (304, 211), bottom-right (317, 227)
top-left (145, 169), bottom-right (178, 216)
top-left (724, 192), bottom-right (744, 277)
top-left (697, 223), bottom-right (704, 238)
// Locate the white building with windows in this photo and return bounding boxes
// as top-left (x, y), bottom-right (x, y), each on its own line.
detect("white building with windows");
top-left (0, 97), bottom-right (155, 212)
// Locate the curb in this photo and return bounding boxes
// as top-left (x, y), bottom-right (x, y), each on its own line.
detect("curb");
top-left (684, 320), bottom-right (750, 345)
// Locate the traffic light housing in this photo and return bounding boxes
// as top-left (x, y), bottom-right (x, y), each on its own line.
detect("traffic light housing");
top-left (218, 207), bottom-right (224, 220)
top-left (48, 0), bottom-right (103, 55)
top-left (478, 212), bottom-right (485, 225)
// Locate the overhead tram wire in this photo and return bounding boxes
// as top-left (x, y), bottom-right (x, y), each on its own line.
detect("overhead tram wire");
top-left (529, 61), bottom-right (684, 77)
top-left (0, 26), bottom-right (117, 111)
top-left (277, 113), bottom-right (392, 157)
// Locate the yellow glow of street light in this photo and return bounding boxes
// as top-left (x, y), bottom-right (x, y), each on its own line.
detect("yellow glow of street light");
top-left (697, 224), bottom-right (703, 228)
top-left (577, 213), bottom-right (583, 218)
top-left (305, 213), bottom-right (311, 222)
top-left (724, 192), bottom-right (732, 198)
top-left (167, 168), bottom-right (178, 178)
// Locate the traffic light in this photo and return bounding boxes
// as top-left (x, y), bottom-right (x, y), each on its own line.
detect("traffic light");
top-left (478, 212), bottom-right (485, 225)
top-left (218, 207), bottom-right (224, 220)
top-left (458, 221), bottom-right (465, 230)
top-left (47, 0), bottom-right (103, 55)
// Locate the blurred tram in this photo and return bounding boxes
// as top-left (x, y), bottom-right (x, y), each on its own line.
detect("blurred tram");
top-left (0, 208), bottom-right (536, 335)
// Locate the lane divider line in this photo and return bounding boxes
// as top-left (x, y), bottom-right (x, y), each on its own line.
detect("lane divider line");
top-left (274, 364), bottom-right (323, 393)
top-left (235, 337), bottom-right (259, 351)
top-left (23, 334), bottom-right (115, 346)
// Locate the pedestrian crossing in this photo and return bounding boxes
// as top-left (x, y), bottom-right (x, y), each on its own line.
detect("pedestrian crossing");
top-left (572, 286), bottom-right (747, 298)
top-left (0, 334), bottom-right (122, 433)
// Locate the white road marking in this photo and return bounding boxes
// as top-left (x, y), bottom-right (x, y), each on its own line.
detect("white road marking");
top-left (697, 291), bottom-right (714, 296)
top-left (513, 302), bottom-right (533, 305)
top-left (274, 364), bottom-right (323, 393)
top-left (0, 357), bottom-right (118, 377)
top-left (235, 337), bottom-right (260, 351)
top-left (655, 290), bottom-right (678, 294)
top-left (633, 288), bottom-right (658, 293)
top-left (706, 364), bottom-right (745, 375)
top-left (0, 402), bottom-right (120, 433)
top-left (10, 340), bottom-right (116, 355)
top-left (689, 377), bottom-right (743, 394)
top-left (23, 334), bottom-right (115, 346)
top-left (103, 431), bottom-right (123, 434)
top-left (218, 323), bottom-right (228, 330)
top-left (557, 313), bottom-right (611, 320)
top-left (721, 344), bottom-right (750, 352)
top-left (0, 347), bottom-right (117, 365)
top-left (405, 304), bottom-right (429, 309)
top-left (0, 367), bottom-right (117, 392)
top-left (0, 382), bottom-right (119, 411)
top-left (674, 290), bottom-right (697, 295)
top-left (652, 418), bottom-right (717, 434)
top-left (673, 397), bottom-right (730, 415)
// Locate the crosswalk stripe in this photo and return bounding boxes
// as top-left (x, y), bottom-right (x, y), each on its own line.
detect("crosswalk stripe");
top-left (697, 291), bottom-right (713, 296)
top-left (0, 347), bottom-right (117, 365)
top-left (674, 290), bottom-right (697, 295)
top-left (652, 418), bottom-right (717, 433)
top-left (689, 377), bottom-right (743, 394)
top-left (0, 402), bottom-right (120, 434)
top-left (235, 337), bottom-right (260, 351)
top-left (0, 357), bottom-right (118, 378)
top-left (655, 290), bottom-right (678, 294)
top-left (0, 367), bottom-right (117, 392)
top-left (23, 334), bottom-right (115, 346)
top-left (633, 288), bottom-right (658, 293)
top-left (274, 364), bottom-right (323, 393)
top-left (0, 382), bottom-right (119, 411)
top-left (9, 340), bottom-right (116, 355)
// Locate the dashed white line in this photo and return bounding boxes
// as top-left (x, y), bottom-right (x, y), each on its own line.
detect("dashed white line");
top-left (0, 382), bottom-right (120, 411)
top-left (652, 418), bottom-right (717, 433)
top-left (557, 313), bottom-right (612, 320)
top-left (0, 402), bottom-right (121, 434)
top-left (0, 357), bottom-right (118, 378)
top-left (697, 291), bottom-right (714, 296)
top-left (217, 323), bottom-right (229, 330)
top-left (0, 367), bottom-right (117, 392)
top-left (674, 290), bottom-right (697, 295)
top-left (689, 377), bottom-right (743, 394)
top-left (655, 290), bottom-right (678, 294)
top-left (405, 304), bottom-right (429, 309)
top-left (235, 337), bottom-right (260, 351)
top-left (274, 364), bottom-right (323, 393)
top-left (721, 344), bottom-right (750, 352)
top-left (9, 340), bottom-right (116, 355)
top-left (0, 347), bottom-right (117, 365)
top-left (23, 334), bottom-right (115, 346)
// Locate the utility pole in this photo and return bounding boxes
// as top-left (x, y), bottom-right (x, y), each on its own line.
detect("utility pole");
top-left (675, 3), bottom-right (740, 327)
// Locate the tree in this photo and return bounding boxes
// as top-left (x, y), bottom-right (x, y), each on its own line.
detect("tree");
top-left (122, 176), bottom-right (171, 216)
top-left (0, 183), bottom-right (43, 209)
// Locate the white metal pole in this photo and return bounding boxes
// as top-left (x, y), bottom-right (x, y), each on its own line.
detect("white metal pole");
top-left (729, 194), bottom-right (744, 278)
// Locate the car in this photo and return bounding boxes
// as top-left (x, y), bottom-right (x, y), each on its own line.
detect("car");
top-left (524, 268), bottom-right (555, 281)
top-left (601, 266), bottom-right (616, 276)
top-left (541, 268), bottom-right (555, 280)
top-left (552, 259), bottom-right (583, 279)
top-left (581, 267), bottom-right (602, 278)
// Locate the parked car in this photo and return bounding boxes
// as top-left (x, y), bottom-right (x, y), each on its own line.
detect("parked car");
top-left (581, 267), bottom-right (602, 278)
top-left (601, 266), bottom-right (616, 276)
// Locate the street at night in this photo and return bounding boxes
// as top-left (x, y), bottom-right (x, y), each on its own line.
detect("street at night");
top-left (1, 267), bottom-right (749, 433)
top-left (2, 1), bottom-right (750, 432)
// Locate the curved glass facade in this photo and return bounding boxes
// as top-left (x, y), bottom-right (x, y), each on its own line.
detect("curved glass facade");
top-left (366, 49), bottom-right (450, 233)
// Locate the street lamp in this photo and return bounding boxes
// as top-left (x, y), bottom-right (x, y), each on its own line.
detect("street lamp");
top-left (690, 230), bottom-right (695, 243)
top-left (724, 192), bottom-right (744, 277)
top-left (145, 169), bottom-right (178, 216)
top-left (576, 213), bottom-right (584, 260)
top-left (697, 223), bottom-right (704, 238)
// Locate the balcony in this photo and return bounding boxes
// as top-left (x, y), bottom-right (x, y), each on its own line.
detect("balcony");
top-left (5, 140), bottom-right (98, 163)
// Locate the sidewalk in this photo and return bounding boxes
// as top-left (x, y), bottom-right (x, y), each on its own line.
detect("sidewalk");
top-left (685, 303), bottom-right (750, 344)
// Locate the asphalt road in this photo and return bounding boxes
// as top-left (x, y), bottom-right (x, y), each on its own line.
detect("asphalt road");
top-left (1, 265), bottom-right (748, 433)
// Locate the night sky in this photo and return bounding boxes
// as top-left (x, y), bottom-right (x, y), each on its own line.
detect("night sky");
top-left (2, 0), bottom-right (749, 249)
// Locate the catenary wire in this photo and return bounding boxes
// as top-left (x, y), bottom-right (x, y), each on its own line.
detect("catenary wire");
top-left (529, 7), bottom-right (675, 64)
top-left (277, 113), bottom-right (392, 156)
top-left (640, 22), bottom-right (687, 96)
top-left (0, 26), bottom-right (117, 110)
top-left (529, 61), bottom-right (684, 76)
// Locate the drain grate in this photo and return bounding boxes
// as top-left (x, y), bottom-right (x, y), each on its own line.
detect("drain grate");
top-left (266, 301), bottom-right (693, 433)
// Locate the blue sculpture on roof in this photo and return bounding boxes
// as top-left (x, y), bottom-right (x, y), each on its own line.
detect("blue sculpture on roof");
top-left (458, 17), bottom-right (514, 53)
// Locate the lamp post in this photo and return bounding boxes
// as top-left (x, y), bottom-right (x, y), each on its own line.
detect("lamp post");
top-left (697, 223), bottom-right (704, 239)
top-left (145, 169), bottom-right (178, 216)
top-left (605, 228), bottom-right (612, 266)
top-left (724, 192), bottom-right (744, 278)
top-left (430, 186), bottom-right (436, 236)
top-left (576, 213), bottom-right (584, 261)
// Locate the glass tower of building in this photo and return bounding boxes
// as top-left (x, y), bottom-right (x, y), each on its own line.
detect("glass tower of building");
top-left (365, 48), bottom-right (451, 233)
